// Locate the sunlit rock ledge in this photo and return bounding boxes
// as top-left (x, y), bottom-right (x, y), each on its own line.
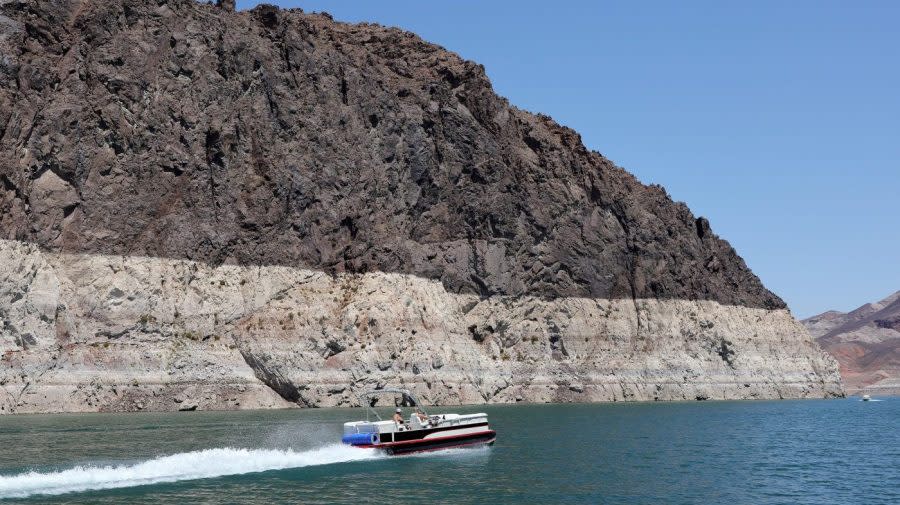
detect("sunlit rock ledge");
top-left (1, 240), bottom-right (843, 414)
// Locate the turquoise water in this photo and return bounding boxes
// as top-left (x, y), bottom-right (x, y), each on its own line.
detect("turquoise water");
top-left (0, 399), bottom-right (897, 504)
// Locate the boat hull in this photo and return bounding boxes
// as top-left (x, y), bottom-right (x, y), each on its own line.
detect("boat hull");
top-left (346, 428), bottom-right (497, 455)
top-left (376, 430), bottom-right (496, 455)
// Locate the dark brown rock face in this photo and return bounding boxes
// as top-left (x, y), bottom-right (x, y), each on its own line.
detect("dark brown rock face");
top-left (0, 0), bottom-right (783, 309)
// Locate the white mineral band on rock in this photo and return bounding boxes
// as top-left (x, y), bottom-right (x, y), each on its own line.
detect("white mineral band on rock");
top-left (0, 240), bottom-right (842, 414)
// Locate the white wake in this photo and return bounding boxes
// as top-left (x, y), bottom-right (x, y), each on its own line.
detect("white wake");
top-left (0, 445), bottom-right (381, 499)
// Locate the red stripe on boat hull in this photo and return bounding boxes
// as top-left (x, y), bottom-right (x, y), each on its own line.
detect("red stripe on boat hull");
top-left (353, 430), bottom-right (497, 455)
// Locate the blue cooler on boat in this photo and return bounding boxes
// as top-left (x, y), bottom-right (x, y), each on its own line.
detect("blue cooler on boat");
top-left (342, 433), bottom-right (378, 446)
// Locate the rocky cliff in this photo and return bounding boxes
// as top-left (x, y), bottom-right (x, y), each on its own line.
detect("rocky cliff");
top-left (804, 291), bottom-right (900, 396)
top-left (0, 0), bottom-right (841, 413)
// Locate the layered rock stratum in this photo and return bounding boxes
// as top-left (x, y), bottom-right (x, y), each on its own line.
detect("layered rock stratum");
top-left (804, 291), bottom-right (900, 396)
top-left (0, 0), bottom-right (841, 413)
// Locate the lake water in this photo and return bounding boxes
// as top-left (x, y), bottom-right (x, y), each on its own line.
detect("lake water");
top-left (0, 399), bottom-right (897, 504)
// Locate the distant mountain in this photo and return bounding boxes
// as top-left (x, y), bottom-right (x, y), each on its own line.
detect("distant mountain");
top-left (804, 291), bottom-right (900, 396)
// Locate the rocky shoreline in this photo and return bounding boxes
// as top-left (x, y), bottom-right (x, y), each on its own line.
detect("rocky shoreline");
top-left (1, 240), bottom-right (843, 414)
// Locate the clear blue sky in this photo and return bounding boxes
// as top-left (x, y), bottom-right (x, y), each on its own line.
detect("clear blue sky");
top-left (237, 1), bottom-right (899, 318)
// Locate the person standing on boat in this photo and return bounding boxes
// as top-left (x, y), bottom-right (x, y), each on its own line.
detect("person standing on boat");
top-left (393, 408), bottom-right (404, 424)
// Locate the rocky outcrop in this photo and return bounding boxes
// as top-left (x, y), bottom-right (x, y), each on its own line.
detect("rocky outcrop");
top-left (0, 0), bottom-right (782, 308)
top-left (804, 292), bottom-right (900, 396)
top-left (0, 0), bottom-right (841, 412)
top-left (1, 241), bottom-right (841, 413)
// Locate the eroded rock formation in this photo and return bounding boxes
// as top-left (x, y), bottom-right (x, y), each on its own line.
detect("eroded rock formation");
top-left (0, 0), bottom-right (841, 413)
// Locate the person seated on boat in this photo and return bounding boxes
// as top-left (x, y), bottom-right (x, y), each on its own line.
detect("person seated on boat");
top-left (414, 408), bottom-right (430, 428)
top-left (392, 408), bottom-right (404, 425)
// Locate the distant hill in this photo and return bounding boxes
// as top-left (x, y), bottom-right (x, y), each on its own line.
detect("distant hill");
top-left (804, 291), bottom-right (900, 396)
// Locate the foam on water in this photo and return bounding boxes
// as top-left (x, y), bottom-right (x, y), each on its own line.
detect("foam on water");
top-left (0, 445), bottom-right (382, 499)
top-left (405, 445), bottom-right (493, 459)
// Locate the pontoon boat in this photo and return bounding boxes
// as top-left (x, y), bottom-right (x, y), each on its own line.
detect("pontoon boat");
top-left (341, 388), bottom-right (496, 455)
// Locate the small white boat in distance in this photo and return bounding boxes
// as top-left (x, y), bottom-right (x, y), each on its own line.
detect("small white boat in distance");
top-left (341, 388), bottom-right (496, 455)
top-left (862, 394), bottom-right (871, 401)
